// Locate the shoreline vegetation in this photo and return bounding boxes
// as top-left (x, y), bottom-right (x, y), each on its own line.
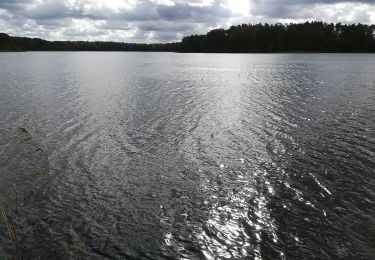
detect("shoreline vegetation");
top-left (0, 127), bottom-right (50, 259)
top-left (1, 21), bottom-right (375, 53)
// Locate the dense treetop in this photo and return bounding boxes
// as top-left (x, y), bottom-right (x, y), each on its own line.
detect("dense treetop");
top-left (0, 33), bottom-right (178, 52)
top-left (1, 22), bottom-right (375, 52)
top-left (181, 22), bottom-right (375, 52)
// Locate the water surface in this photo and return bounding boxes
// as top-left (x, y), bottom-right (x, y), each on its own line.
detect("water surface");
top-left (0, 52), bottom-right (375, 259)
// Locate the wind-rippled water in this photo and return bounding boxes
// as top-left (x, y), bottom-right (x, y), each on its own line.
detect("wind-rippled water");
top-left (0, 52), bottom-right (375, 259)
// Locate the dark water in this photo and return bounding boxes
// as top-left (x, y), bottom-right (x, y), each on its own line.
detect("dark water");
top-left (0, 52), bottom-right (375, 259)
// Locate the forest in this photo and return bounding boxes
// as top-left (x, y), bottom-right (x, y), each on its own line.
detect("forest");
top-left (1, 22), bottom-right (375, 52)
top-left (0, 32), bottom-right (179, 52)
top-left (181, 22), bottom-right (375, 52)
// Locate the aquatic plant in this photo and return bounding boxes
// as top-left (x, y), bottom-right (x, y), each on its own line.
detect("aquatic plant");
top-left (71, 245), bottom-right (88, 259)
top-left (17, 128), bottom-right (29, 134)
top-left (0, 127), bottom-right (48, 258)
top-left (0, 206), bottom-right (22, 259)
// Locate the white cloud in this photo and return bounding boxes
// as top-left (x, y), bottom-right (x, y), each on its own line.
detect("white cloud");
top-left (0, 0), bottom-right (374, 42)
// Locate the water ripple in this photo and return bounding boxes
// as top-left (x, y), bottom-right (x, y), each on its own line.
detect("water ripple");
top-left (0, 53), bottom-right (375, 259)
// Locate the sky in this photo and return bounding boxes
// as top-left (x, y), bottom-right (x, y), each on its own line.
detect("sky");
top-left (0, 0), bottom-right (375, 42)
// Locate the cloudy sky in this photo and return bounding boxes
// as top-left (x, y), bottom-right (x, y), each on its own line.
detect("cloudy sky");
top-left (0, 0), bottom-right (375, 42)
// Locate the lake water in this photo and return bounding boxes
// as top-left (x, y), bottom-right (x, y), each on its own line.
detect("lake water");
top-left (0, 52), bottom-right (375, 259)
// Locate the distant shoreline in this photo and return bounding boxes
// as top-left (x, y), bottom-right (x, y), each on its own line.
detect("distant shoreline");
top-left (1, 50), bottom-right (375, 54)
top-left (1, 21), bottom-right (375, 53)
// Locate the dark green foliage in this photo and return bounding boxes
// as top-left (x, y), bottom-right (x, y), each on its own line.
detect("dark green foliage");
top-left (1, 22), bottom-right (375, 52)
top-left (0, 34), bottom-right (180, 52)
top-left (180, 22), bottom-right (375, 53)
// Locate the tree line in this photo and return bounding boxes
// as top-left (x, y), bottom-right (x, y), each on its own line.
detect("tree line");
top-left (1, 22), bottom-right (375, 52)
top-left (0, 33), bottom-right (179, 52)
top-left (180, 22), bottom-right (375, 53)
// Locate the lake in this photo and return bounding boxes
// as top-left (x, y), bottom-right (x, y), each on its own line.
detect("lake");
top-left (0, 52), bottom-right (375, 259)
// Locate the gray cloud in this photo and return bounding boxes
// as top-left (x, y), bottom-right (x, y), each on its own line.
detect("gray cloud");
top-left (250, 0), bottom-right (375, 19)
top-left (0, 0), bottom-right (374, 42)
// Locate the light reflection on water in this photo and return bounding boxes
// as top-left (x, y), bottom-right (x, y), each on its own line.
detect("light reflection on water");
top-left (0, 53), bottom-right (375, 259)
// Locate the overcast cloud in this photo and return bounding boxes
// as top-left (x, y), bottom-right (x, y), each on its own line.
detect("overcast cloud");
top-left (0, 0), bottom-right (374, 42)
